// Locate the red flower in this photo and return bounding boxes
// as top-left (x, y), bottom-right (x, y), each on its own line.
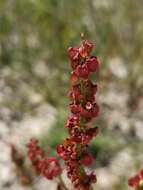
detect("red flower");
top-left (79, 40), bottom-right (93, 58)
top-left (67, 47), bottom-right (80, 62)
top-left (27, 139), bottom-right (61, 179)
top-left (65, 116), bottom-right (78, 129)
top-left (128, 169), bottom-right (143, 189)
top-left (57, 139), bottom-right (77, 160)
top-left (80, 152), bottom-right (94, 166)
top-left (70, 72), bottom-right (79, 86)
top-left (68, 85), bottom-right (83, 102)
top-left (69, 103), bottom-right (80, 114)
top-left (80, 107), bottom-right (91, 120)
top-left (81, 127), bottom-right (99, 145)
top-left (56, 145), bottom-right (65, 159)
top-left (75, 64), bottom-right (89, 79)
top-left (128, 175), bottom-right (140, 187)
top-left (86, 56), bottom-right (99, 72)
top-left (82, 40), bottom-right (93, 54)
top-left (80, 104), bottom-right (99, 122)
top-left (42, 157), bottom-right (61, 180)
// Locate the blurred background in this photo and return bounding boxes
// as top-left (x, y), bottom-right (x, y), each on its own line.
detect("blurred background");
top-left (0, 0), bottom-right (143, 190)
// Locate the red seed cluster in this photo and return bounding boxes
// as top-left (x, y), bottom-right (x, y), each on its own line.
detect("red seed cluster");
top-left (128, 169), bottom-right (143, 189)
top-left (57, 39), bottom-right (100, 190)
top-left (27, 139), bottom-right (61, 180)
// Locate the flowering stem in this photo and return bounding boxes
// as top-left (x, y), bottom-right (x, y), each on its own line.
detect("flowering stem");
top-left (91, 185), bottom-right (94, 190)
top-left (27, 37), bottom-right (100, 190)
top-left (59, 175), bottom-right (69, 190)
top-left (57, 38), bottom-right (100, 190)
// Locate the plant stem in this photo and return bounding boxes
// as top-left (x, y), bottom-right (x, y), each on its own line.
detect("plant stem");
top-left (59, 175), bottom-right (69, 190)
top-left (91, 185), bottom-right (94, 190)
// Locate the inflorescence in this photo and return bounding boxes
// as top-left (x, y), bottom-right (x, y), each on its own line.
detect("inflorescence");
top-left (27, 139), bottom-right (61, 180)
top-left (27, 37), bottom-right (100, 190)
top-left (56, 38), bottom-right (100, 190)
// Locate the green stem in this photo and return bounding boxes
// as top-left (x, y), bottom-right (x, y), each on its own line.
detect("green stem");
top-left (59, 175), bottom-right (69, 190)
top-left (91, 185), bottom-right (94, 190)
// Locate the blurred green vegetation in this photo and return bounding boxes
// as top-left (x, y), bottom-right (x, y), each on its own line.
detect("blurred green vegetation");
top-left (1, 0), bottom-right (142, 106)
top-left (0, 0), bottom-right (143, 189)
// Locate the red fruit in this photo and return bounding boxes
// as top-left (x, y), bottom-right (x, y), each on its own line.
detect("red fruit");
top-left (79, 47), bottom-right (88, 58)
top-left (83, 40), bottom-right (93, 54)
top-left (79, 40), bottom-right (93, 58)
top-left (80, 127), bottom-right (99, 145)
top-left (72, 85), bottom-right (81, 98)
top-left (45, 157), bottom-right (61, 179)
top-left (80, 107), bottom-right (90, 118)
top-left (67, 47), bottom-right (80, 70)
top-left (70, 72), bottom-right (79, 86)
top-left (75, 64), bottom-right (89, 79)
top-left (86, 56), bottom-right (99, 72)
top-left (65, 116), bottom-right (78, 128)
top-left (70, 61), bottom-right (79, 70)
top-left (27, 139), bottom-right (61, 179)
top-left (88, 173), bottom-right (97, 183)
top-left (65, 117), bottom-right (72, 128)
top-left (86, 127), bottom-right (99, 137)
top-left (68, 85), bottom-right (82, 102)
top-left (128, 175), bottom-right (140, 187)
top-left (140, 169), bottom-right (143, 179)
top-left (80, 104), bottom-right (99, 121)
top-left (87, 96), bottom-right (95, 103)
top-left (128, 177), bottom-right (136, 187)
top-left (69, 103), bottom-right (80, 114)
top-left (46, 157), bottom-right (57, 163)
top-left (80, 152), bottom-right (93, 166)
top-left (43, 161), bottom-right (61, 180)
top-left (67, 47), bottom-right (80, 61)
top-left (56, 145), bottom-right (65, 159)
